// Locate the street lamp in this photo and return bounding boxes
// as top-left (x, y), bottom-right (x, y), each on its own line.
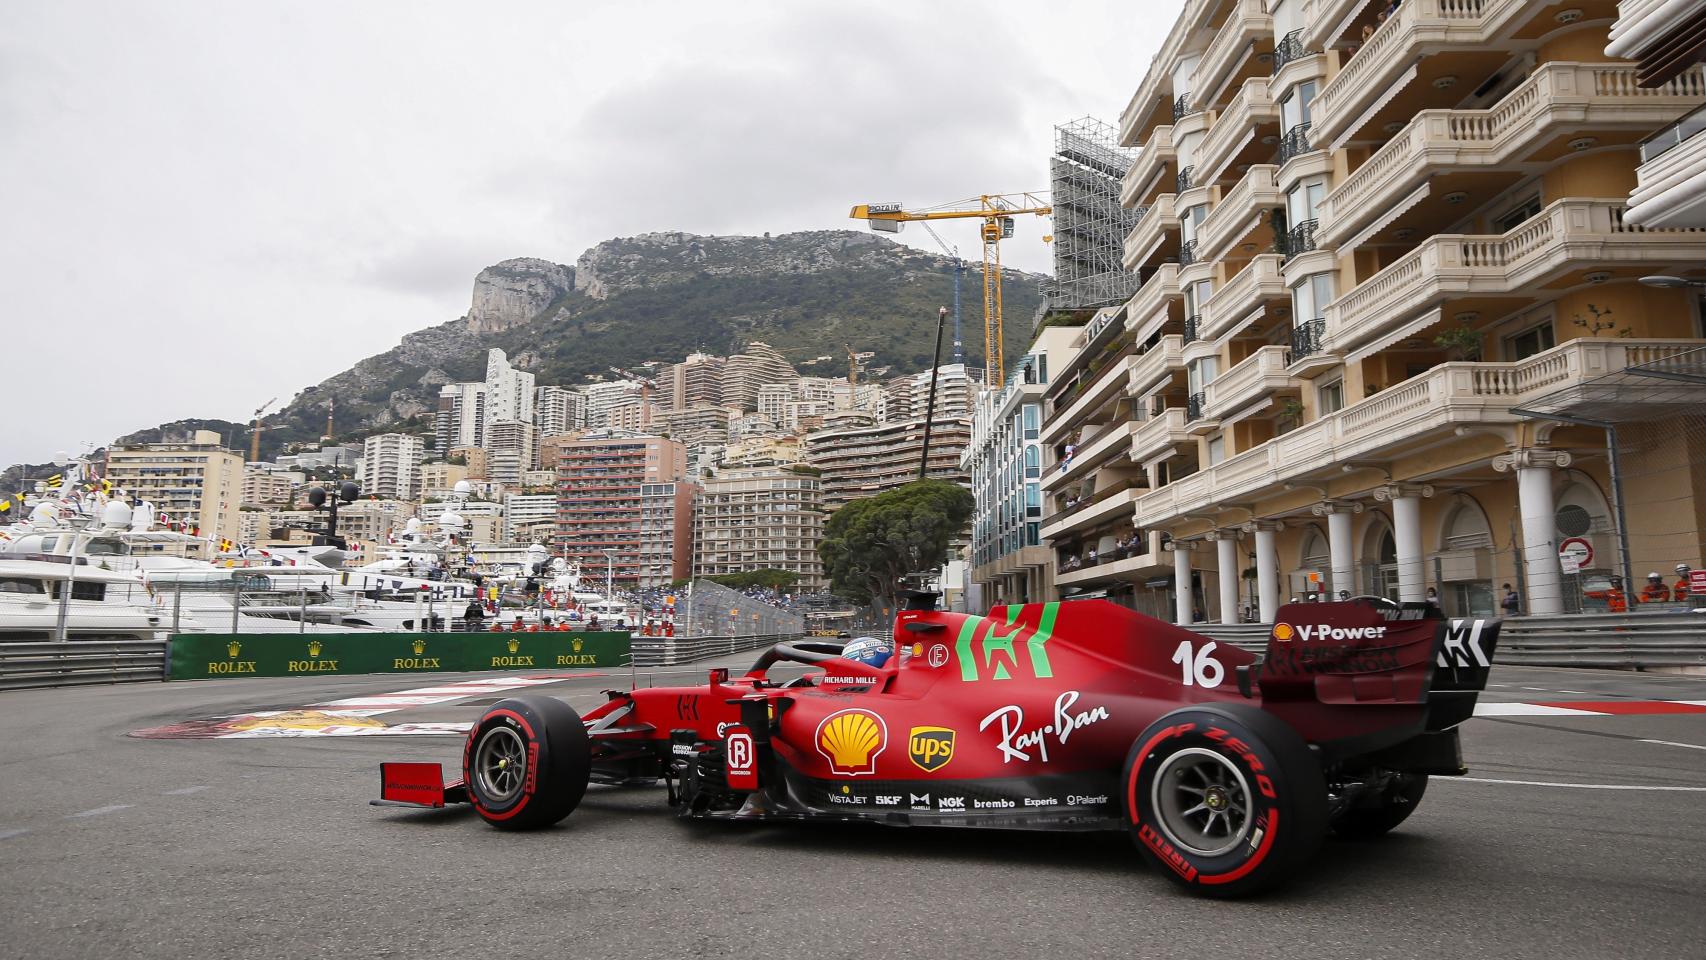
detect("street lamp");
top-left (602, 548), bottom-right (617, 602)
top-left (1639, 275), bottom-right (1706, 288)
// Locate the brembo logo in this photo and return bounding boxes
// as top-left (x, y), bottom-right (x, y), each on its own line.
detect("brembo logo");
top-left (1273, 622), bottom-right (1386, 643)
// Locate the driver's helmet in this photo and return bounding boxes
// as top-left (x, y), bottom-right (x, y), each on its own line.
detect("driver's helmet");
top-left (840, 635), bottom-right (891, 668)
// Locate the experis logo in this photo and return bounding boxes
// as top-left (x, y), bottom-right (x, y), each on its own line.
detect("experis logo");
top-left (1273, 622), bottom-right (1387, 643)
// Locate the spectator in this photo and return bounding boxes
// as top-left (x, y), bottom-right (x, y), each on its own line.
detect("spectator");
top-left (1640, 573), bottom-right (1670, 604)
top-left (1501, 583), bottom-right (1520, 616)
top-left (1674, 563), bottom-right (1693, 603)
top-left (462, 599), bottom-right (484, 627)
top-left (1424, 586), bottom-right (1441, 612)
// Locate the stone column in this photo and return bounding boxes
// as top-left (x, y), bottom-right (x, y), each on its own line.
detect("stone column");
top-left (1494, 448), bottom-right (1573, 616)
top-left (1209, 530), bottom-right (1240, 624)
top-left (1243, 520), bottom-right (1284, 623)
top-left (1312, 500), bottom-right (1363, 599)
top-left (1168, 540), bottom-right (1194, 624)
top-left (1373, 484), bottom-right (1434, 602)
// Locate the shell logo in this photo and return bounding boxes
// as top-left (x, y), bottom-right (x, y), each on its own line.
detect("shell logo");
top-left (1272, 623), bottom-right (1295, 642)
top-left (815, 709), bottom-right (887, 776)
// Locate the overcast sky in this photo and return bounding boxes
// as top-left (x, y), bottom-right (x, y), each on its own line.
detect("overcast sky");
top-left (1, 2), bottom-right (1168, 471)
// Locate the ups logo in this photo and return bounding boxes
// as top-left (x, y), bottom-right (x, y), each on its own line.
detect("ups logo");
top-left (909, 726), bottom-right (955, 772)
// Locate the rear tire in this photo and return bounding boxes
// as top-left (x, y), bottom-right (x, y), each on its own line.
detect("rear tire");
top-left (1122, 704), bottom-right (1326, 898)
top-left (462, 696), bottom-right (590, 830)
top-left (1331, 773), bottom-right (1428, 839)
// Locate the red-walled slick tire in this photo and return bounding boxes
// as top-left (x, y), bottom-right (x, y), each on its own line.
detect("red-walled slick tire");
top-left (462, 696), bottom-right (591, 830)
top-left (1123, 704), bottom-right (1326, 898)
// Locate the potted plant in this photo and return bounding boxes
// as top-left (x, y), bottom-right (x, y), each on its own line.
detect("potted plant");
top-left (1433, 324), bottom-right (1482, 361)
top-left (1278, 398), bottom-right (1305, 427)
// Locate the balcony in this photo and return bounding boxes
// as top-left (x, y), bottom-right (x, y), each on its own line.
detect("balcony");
top-left (1122, 125), bottom-right (1175, 207)
top-left (1319, 63), bottom-right (1706, 246)
top-left (1271, 29), bottom-right (1309, 75)
top-left (1287, 318), bottom-right (1334, 375)
top-left (1131, 407), bottom-right (1193, 464)
top-left (1276, 122), bottom-right (1313, 166)
top-left (1176, 165), bottom-right (1196, 194)
top-left (1186, 390), bottom-right (1208, 422)
top-left (1630, 102), bottom-right (1706, 228)
top-left (1178, 239), bottom-right (1201, 267)
top-left (1194, 0), bottom-right (1272, 103)
top-left (1043, 418), bottom-right (1140, 491)
top-left (1197, 165), bottom-right (1282, 264)
top-left (1129, 334), bottom-right (1188, 397)
top-left (1040, 353), bottom-right (1137, 446)
top-left (1325, 199), bottom-right (1706, 359)
top-left (1198, 254), bottom-right (1287, 342)
top-left (1135, 338), bottom-right (1703, 528)
top-left (1123, 193), bottom-right (1180, 272)
top-left (1173, 93), bottom-right (1195, 121)
top-left (1195, 80), bottom-right (1280, 189)
top-left (1280, 219), bottom-right (1318, 260)
top-left (1182, 313), bottom-right (1201, 343)
top-left (1056, 545), bottom-right (1163, 587)
top-left (1200, 345), bottom-right (1299, 420)
top-left (1126, 265), bottom-right (1184, 340)
top-left (1310, 0), bottom-right (1546, 146)
top-left (1041, 481), bottom-right (1145, 540)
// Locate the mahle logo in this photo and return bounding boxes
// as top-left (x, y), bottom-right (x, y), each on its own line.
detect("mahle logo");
top-left (954, 602), bottom-right (1059, 682)
top-left (908, 726), bottom-right (955, 772)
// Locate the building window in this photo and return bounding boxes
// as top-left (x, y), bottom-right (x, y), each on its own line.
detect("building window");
top-left (1493, 193), bottom-right (1543, 233)
top-left (1022, 404), bottom-right (1040, 439)
top-left (1279, 80), bottom-right (1316, 131)
top-left (1291, 272), bottom-right (1334, 322)
top-left (1318, 378), bottom-right (1344, 415)
top-left (1207, 434), bottom-right (1226, 466)
top-left (1504, 322), bottom-right (1555, 361)
top-left (1024, 446), bottom-right (1040, 479)
top-left (1286, 178), bottom-right (1325, 225)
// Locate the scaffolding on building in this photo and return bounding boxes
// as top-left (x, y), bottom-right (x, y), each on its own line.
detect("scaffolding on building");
top-left (1042, 117), bottom-right (1144, 318)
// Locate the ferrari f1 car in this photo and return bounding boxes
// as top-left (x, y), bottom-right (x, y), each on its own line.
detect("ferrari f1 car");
top-left (374, 595), bottom-right (1500, 897)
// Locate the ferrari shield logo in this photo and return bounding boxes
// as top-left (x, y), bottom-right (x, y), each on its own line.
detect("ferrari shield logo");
top-left (908, 726), bottom-right (955, 772)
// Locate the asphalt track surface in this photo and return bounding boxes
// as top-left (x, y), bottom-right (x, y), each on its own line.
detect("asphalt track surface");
top-left (2, 660), bottom-right (1705, 960)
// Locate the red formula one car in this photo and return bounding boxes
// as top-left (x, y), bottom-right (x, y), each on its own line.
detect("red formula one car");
top-left (375, 595), bottom-right (1500, 897)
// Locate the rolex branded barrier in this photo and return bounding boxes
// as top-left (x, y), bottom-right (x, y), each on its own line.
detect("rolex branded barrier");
top-left (166, 631), bottom-right (631, 680)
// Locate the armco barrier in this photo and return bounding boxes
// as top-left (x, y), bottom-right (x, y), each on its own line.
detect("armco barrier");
top-left (0, 640), bottom-right (169, 691)
top-left (167, 631), bottom-right (631, 680)
top-left (630, 634), bottom-right (802, 667)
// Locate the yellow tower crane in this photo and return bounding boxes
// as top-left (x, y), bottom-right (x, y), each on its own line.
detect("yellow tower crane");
top-left (851, 193), bottom-right (1051, 385)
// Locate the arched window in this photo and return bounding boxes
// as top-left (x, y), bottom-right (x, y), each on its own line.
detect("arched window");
top-left (1024, 446), bottom-right (1040, 479)
top-left (1299, 527), bottom-right (1331, 570)
top-left (1443, 500), bottom-right (1493, 550)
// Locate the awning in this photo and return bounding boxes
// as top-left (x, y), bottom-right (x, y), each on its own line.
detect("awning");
top-left (1343, 307), bottom-right (1443, 365)
top-left (1339, 181), bottom-right (1431, 252)
top-left (1331, 63), bottom-right (1418, 152)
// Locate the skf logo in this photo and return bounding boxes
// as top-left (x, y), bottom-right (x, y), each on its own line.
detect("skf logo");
top-left (507, 637), bottom-right (520, 654)
top-left (908, 726), bottom-right (955, 772)
top-left (816, 709), bottom-right (887, 776)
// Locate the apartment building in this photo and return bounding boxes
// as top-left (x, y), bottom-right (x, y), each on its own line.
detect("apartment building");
top-left (435, 382), bottom-right (488, 451)
top-left (663, 352), bottom-right (726, 410)
top-left (963, 334), bottom-right (1078, 609)
top-left (584, 380), bottom-right (643, 429)
top-left (358, 433), bottom-right (424, 501)
top-left (503, 492), bottom-right (558, 544)
top-left (105, 430), bottom-right (243, 553)
top-left (722, 341), bottom-right (799, 411)
top-left (883, 362), bottom-right (979, 422)
top-left (660, 404), bottom-right (734, 452)
top-left (418, 460), bottom-right (468, 497)
top-left (554, 430), bottom-right (689, 586)
top-left (1080, 0), bottom-right (1706, 623)
top-left (534, 385), bottom-right (586, 438)
top-left (485, 420), bottom-right (536, 488)
top-left (693, 465), bottom-right (826, 591)
top-left (240, 469), bottom-right (293, 506)
top-left (805, 412), bottom-right (974, 512)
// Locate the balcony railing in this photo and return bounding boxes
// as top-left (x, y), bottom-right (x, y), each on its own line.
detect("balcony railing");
top-left (1178, 239), bottom-right (1200, 266)
top-left (1641, 101), bottom-right (1706, 163)
top-left (1173, 92), bottom-right (1194, 120)
top-left (1281, 218), bottom-right (1318, 259)
top-left (1271, 29), bottom-right (1308, 75)
top-left (1183, 313), bottom-right (1201, 343)
top-left (1176, 165), bottom-right (1195, 194)
top-left (1277, 122), bottom-right (1313, 164)
top-left (1187, 390), bottom-right (1207, 421)
top-left (1043, 479), bottom-right (1144, 528)
top-left (1290, 318), bottom-right (1326, 362)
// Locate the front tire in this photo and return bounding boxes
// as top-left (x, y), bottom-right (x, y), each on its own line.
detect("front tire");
top-left (1123, 704), bottom-right (1327, 898)
top-left (462, 696), bottom-right (591, 830)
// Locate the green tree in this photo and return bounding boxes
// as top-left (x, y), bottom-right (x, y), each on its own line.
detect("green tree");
top-left (706, 569), bottom-right (800, 591)
top-left (818, 479), bottom-right (973, 609)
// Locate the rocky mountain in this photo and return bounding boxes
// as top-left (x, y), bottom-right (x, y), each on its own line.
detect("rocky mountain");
top-left (116, 229), bottom-right (1046, 459)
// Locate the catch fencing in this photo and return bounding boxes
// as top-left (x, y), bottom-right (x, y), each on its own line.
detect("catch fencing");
top-left (630, 633), bottom-right (806, 667)
top-left (671, 580), bottom-right (804, 640)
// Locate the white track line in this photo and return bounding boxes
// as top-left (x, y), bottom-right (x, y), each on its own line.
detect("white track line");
top-left (162, 786), bottom-right (210, 795)
top-left (0, 828), bottom-right (26, 840)
top-left (1474, 703), bottom-right (1603, 716)
top-left (1639, 739), bottom-right (1706, 751)
top-left (1439, 778), bottom-right (1706, 792)
top-left (66, 804), bottom-right (132, 818)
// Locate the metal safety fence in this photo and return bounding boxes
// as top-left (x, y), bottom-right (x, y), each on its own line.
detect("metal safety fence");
top-left (670, 580), bottom-right (804, 640)
top-left (630, 633), bottom-right (805, 668)
top-left (0, 640), bottom-right (168, 691)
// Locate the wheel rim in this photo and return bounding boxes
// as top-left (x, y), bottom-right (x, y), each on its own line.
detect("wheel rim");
top-left (474, 726), bottom-right (527, 803)
top-left (1151, 747), bottom-right (1253, 857)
